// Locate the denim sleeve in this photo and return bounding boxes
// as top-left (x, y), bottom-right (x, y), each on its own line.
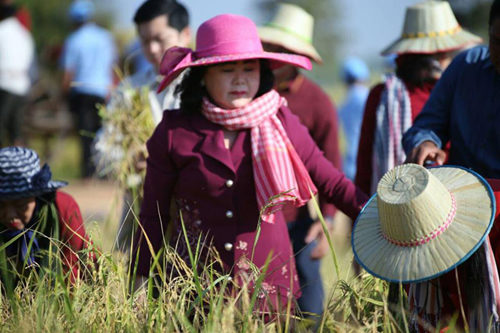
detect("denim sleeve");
top-left (402, 53), bottom-right (462, 154)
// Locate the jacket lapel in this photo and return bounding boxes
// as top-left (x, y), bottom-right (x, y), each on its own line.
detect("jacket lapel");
top-left (191, 115), bottom-right (236, 173)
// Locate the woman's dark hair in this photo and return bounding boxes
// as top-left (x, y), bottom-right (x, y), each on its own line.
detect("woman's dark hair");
top-left (175, 59), bottom-right (275, 114)
top-left (395, 54), bottom-right (443, 86)
top-left (490, 0), bottom-right (500, 27)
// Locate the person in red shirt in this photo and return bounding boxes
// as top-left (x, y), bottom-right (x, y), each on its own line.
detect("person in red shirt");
top-left (0, 147), bottom-right (95, 290)
top-left (258, 3), bottom-right (341, 318)
top-left (355, 1), bottom-right (481, 197)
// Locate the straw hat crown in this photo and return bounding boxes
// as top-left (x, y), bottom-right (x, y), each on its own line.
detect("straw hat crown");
top-left (401, 1), bottom-right (459, 38)
top-left (377, 164), bottom-right (454, 246)
top-left (352, 163), bottom-right (495, 283)
top-left (381, 0), bottom-right (482, 55)
top-left (258, 3), bottom-right (322, 63)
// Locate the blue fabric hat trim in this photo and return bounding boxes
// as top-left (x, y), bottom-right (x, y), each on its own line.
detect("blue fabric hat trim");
top-left (351, 164), bottom-right (496, 284)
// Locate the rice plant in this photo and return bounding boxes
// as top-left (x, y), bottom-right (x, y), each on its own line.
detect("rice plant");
top-left (0, 194), bottom-right (414, 333)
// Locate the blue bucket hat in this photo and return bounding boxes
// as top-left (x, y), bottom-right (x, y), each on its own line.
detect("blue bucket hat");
top-left (0, 147), bottom-right (67, 200)
top-left (341, 57), bottom-right (370, 83)
top-left (69, 0), bottom-right (95, 23)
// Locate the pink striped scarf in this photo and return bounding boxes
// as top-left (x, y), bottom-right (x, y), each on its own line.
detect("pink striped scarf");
top-left (201, 89), bottom-right (317, 223)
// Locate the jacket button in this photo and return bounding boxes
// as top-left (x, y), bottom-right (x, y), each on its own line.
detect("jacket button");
top-left (226, 210), bottom-right (233, 218)
top-left (225, 179), bottom-right (234, 188)
top-left (224, 242), bottom-right (233, 251)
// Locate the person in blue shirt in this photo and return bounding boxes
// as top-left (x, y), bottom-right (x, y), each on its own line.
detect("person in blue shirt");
top-left (403, 0), bottom-right (500, 180)
top-left (61, 0), bottom-right (116, 178)
top-left (338, 57), bottom-right (370, 181)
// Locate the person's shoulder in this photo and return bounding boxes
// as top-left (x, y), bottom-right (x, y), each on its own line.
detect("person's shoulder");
top-left (451, 45), bottom-right (490, 68)
top-left (54, 191), bottom-right (80, 211)
top-left (83, 23), bottom-right (113, 40)
top-left (0, 17), bottom-right (32, 42)
top-left (157, 109), bottom-right (193, 130)
top-left (299, 76), bottom-right (331, 99)
top-left (55, 191), bottom-right (77, 204)
top-left (367, 82), bottom-right (385, 100)
top-left (462, 45), bottom-right (490, 64)
top-left (277, 104), bottom-right (302, 126)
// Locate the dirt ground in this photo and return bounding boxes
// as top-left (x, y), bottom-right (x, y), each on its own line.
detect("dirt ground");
top-left (64, 179), bottom-right (122, 223)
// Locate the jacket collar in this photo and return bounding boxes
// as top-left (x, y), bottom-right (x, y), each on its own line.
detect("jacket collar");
top-left (189, 113), bottom-right (236, 173)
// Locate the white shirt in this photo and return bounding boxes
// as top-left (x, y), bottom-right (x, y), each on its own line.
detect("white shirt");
top-left (0, 17), bottom-right (34, 95)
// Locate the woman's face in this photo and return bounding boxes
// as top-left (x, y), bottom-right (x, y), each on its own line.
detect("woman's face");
top-left (204, 60), bottom-right (260, 109)
top-left (0, 197), bottom-right (36, 231)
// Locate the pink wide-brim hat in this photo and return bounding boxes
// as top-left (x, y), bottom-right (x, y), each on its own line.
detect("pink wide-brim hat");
top-left (157, 14), bottom-right (312, 92)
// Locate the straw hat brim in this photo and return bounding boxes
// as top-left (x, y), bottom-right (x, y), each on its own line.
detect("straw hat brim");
top-left (258, 26), bottom-right (323, 64)
top-left (0, 180), bottom-right (67, 200)
top-left (381, 29), bottom-right (482, 55)
top-left (158, 51), bottom-right (312, 93)
top-left (352, 165), bottom-right (495, 283)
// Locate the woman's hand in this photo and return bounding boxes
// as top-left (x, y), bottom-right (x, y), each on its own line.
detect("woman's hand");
top-left (405, 140), bottom-right (446, 166)
top-left (305, 220), bottom-right (333, 260)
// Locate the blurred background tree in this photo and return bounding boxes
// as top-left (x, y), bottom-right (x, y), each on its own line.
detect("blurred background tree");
top-left (18, 0), bottom-right (69, 70)
top-left (18, 0), bottom-right (113, 71)
top-left (257, 0), bottom-right (343, 85)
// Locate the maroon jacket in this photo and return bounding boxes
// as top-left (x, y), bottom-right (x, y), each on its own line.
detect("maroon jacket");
top-left (279, 75), bottom-right (341, 221)
top-left (134, 105), bottom-right (367, 301)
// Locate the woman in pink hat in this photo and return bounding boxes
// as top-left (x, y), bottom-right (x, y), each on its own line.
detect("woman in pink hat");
top-left (132, 14), bottom-right (367, 315)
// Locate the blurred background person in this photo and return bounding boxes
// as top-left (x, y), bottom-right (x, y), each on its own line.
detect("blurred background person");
top-left (259, 3), bottom-right (341, 320)
top-left (355, 0), bottom-right (481, 197)
top-left (123, 38), bottom-right (153, 76)
top-left (0, 2), bottom-right (34, 147)
top-left (96, 0), bottom-right (191, 253)
top-left (129, 0), bottom-right (190, 122)
top-left (60, 0), bottom-right (116, 179)
top-left (338, 57), bottom-right (369, 182)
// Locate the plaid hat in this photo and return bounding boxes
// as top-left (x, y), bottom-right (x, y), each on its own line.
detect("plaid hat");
top-left (0, 147), bottom-right (67, 200)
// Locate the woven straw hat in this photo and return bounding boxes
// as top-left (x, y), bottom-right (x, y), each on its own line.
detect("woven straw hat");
top-left (381, 1), bottom-right (482, 55)
top-left (258, 3), bottom-right (322, 64)
top-left (352, 164), bottom-right (495, 283)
